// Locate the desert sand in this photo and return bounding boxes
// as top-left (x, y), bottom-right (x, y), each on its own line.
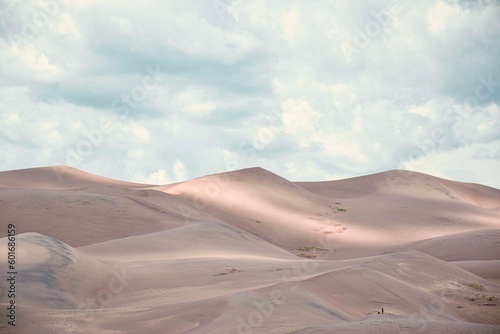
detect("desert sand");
top-left (0, 166), bottom-right (499, 333)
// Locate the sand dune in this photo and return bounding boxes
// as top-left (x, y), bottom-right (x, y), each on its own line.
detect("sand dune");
top-left (289, 315), bottom-right (500, 334)
top-left (451, 260), bottom-right (500, 281)
top-left (79, 222), bottom-right (298, 261)
top-left (0, 232), bottom-right (115, 309)
top-left (403, 229), bottom-right (500, 261)
top-left (298, 170), bottom-right (500, 208)
top-left (0, 166), bottom-right (148, 190)
top-left (0, 166), bottom-right (499, 333)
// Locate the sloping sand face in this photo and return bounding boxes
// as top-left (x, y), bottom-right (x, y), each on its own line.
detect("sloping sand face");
top-left (0, 166), bottom-right (499, 333)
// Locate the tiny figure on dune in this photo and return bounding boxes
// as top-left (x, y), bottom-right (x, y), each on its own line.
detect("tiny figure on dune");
top-left (382, 307), bottom-right (384, 314)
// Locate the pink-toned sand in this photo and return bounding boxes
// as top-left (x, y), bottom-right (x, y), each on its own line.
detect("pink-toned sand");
top-left (0, 166), bottom-right (499, 333)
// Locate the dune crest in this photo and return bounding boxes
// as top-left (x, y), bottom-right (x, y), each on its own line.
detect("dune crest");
top-left (0, 166), bottom-right (149, 190)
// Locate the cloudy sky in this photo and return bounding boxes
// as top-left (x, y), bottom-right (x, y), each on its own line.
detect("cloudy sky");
top-left (1, 0), bottom-right (499, 187)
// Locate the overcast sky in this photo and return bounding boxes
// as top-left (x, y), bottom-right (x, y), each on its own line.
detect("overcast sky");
top-left (1, 0), bottom-right (499, 187)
